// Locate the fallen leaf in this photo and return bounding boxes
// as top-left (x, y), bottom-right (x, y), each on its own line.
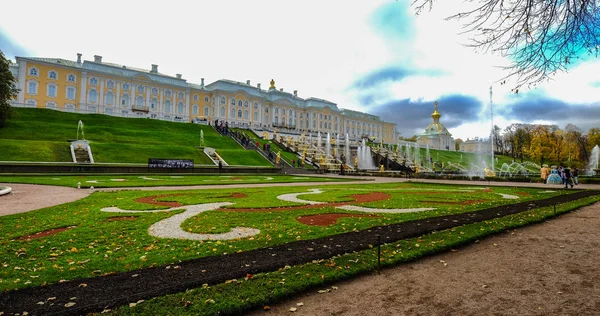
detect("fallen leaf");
top-left (129, 303), bottom-right (137, 308)
top-left (264, 305), bottom-right (271, 310)
top-left (79, 283), bottom-right (87, 288)
top-left (297, 302), bottom-right (304, 306)
top-left (64, 302), bottom-right (76, 307)
top-left (47, 297), bottom-right (56, 301)
top-left (289, 307), bottom-right (297, 312)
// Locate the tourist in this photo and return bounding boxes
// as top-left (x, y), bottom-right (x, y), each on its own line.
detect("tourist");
top-left (292, 159), bottom-right (295, 167)
top-left (218, 160), bottom-right (223, 173)
top-left (540, 165), bottom-right (550, 184)
top-left (564, 167), bottom-right (573, 189)
top-left (572, 167), bottom-right (579, 185)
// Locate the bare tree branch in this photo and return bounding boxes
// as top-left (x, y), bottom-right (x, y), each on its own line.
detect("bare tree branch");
top-left (412, 0), bottom-right (600, 89)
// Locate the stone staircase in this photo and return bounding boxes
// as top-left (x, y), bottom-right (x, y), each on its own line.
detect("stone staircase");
top-left (74, 148), bottom-right (91, 163)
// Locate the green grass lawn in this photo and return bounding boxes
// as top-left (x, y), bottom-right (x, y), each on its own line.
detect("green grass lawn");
top-left (0, 108), bottom-right (269, 166)
top-left (0, 174), bottom-right (350, 188)
top-left (0, 182), bottom-right (579, 293)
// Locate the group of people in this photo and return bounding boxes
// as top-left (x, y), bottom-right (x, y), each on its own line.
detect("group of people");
top-left (214, 120), bottom-right (229, 135)
top-left (541, 165), bottom-right (579, 188)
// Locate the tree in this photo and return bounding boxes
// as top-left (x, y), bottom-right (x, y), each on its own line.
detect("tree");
top-left (413, 0), bottom-right (600, 88)
top-left (455, 138), bottom-right (463, 151)
top-left (564, 123), bottom-right (589, 165)
top-left (527, 125), bottom-right (553, 166)
top-left (588, 127), bottom-right (600, 150)
top-left (492, 125), bottom-right (504, 154)
top-left (0, 49), bottom-right (18, 127)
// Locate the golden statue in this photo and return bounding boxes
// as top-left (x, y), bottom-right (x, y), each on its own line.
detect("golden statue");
top-left (379, 164), bottom-right (384, 173)
top-left (331, 137), bottom-right (335, 145)
top-left (276, 152), bottom-right (281, 165)
top-left (484, 167), bottom-right (496, 177)
top-left (415, 165), bottom-right (420, 173)
top-left (262, 131), bottom-right (268, 139)
top-left (269, 79), bottom-right (276, 89)
top-left (333, 148), bottom-right (337, 157)
top-left (319, 155), bottom-right (325, 164)
top-left (354, 156), bottom-right (359, 169)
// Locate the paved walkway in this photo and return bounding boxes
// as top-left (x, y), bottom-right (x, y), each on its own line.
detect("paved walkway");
top-left (1, 176), bottom-right (599, 216)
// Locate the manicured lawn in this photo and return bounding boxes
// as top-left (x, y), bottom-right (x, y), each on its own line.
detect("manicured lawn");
top-left (0, 174), bottom-right (350, 188)
top-left (0, 182), bottom-right (578, 294)
top-left (0, 108), bottom-right (269, 166)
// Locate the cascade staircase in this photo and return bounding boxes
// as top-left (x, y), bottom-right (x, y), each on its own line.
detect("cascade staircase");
top-left (74, 147), bottom-right (91, 163)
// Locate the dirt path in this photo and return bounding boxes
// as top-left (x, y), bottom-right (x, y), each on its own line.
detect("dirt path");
top-left (249, 201), bottom-right (600, 316)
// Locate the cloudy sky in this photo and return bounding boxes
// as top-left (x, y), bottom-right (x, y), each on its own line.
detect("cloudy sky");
top-left (1, 0), bottom-right (599, 140)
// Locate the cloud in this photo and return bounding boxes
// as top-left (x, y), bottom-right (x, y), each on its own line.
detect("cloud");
top-left (499, 96), bottom-right (600, 131)
top-left (370, 94), bottom-right (483, 137)
top-left (350, 66), bottom-right (415, 89)
top-left (0, 29), bottom-right (29, 59)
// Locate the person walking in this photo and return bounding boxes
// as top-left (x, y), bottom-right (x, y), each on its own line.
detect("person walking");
top-left (572, 167), bottom-right (579, 185)
top-left (218, 160), bottom-right (223, 173)
top-left (564, 167), bottom-right (573, 189)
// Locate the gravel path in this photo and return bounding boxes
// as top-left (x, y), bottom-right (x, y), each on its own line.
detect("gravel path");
top-left (0, 183), bottom-right (90, 216)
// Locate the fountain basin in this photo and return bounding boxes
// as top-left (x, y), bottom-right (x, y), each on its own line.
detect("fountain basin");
top-left (0, 186), bottom-right (12, 196)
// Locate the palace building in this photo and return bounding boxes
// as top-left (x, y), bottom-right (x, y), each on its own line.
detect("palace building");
top-left (416, 101), bottom-right (455, 150)
top-left (9, 54), bottom-right (398, 144)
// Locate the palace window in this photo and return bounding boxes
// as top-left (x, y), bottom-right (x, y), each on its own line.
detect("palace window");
top-left (204, 106), bottom-right (210, 116)
top-left (67, 74), bottom-right (76, 82)
top-left (289, 117), bottom-right (293, 126)
top-left (177, 102), bottom-right (184, 113)
top-left (106, 80), bottom-right (115, 89)
top-left (244, 110), bottom-right (248, 119)
top-left (89, 77), bottom-right (98, 86)
top-left (244, 101), bottom-right (248, 107)
top-left (27, 80), bottom-right (38, 95)
top-left (220, 106), bottom-right (225, 117)
top-left (253, 111), bottom-right (258, 121)
top-left (47, 84), bottom-right (57, 98)
top-left (45, 101), bottom-right (56, 108)
top-left (105, 91), bottom-right (114, 105)
top-left (137, 85), bottom-right (144, 93)
top-left (194, 95), bottom-right (199, 101)
top-left (230, 108), bottom-right (235, 118)
top-left (88, 89), bottom-right (98, 103)
top-left (177, 92), bottom-right (183, 99)
top-left (48, 70), bottom-right (58, 80)
top-left (121, 94), bottom-right (130, 106)
top-left (66, 86), bottom-right (76, 100)
top-left (165, 90), bottom-right (172, 98)
top-left (164, 100), bottom-right (172, 112)
top-left (231, 98), bottom-right (236, 105)
top-left (220, 97), bottom-right (225, 104)
top-left (26, 99), bottom-right (37, 106)
top-left (275, 107), bottom-right (279, 115)
top-left (274, 116), bottom-right (279, 125)
top-left (205, 97), bottom-right (209, 103)
top-left (152, 87), bottom-right (158, 95)
top-left (29, 67), bottom-right (38, 77)
top-left (192, 105), bottom-right (199, 115)
top-left (238, 109), bottom-right (242, 118)
top-left (265, 107), bottom-right (269, 113)
top-left (136, 96), bottom-right (144, 106)
top-left (238, 100), bottom-right (243, 107)
top-left (150, 98), bottom-right (158, 109)
top-left (123, 83), bottom-right (130, 90)
top-left (254, 102), bottom-right (258, 109)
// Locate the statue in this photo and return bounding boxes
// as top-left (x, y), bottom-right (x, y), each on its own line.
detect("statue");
top-left (276, 152), bottom-right (281, 165)
top-left (269, 79), bottom-right (276, 89)
top-left (484, 167), bottom-right (496, 177)
top-left (319, 155), bottom-right (325, 164)
top-left (354, 156), bottom-right (359, 169)
top-left (379, 164), bottom-right (384, 173)
top-left (262, 131), bottom-right (268, 139)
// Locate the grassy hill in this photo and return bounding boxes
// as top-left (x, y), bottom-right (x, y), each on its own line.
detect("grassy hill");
top-left (0, 108), bottom-right (270, 166)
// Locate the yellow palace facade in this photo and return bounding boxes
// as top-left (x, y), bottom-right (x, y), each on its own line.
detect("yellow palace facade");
top-left (9, 54), bottom-right (398, 143)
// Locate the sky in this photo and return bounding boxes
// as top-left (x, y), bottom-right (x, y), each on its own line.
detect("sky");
top-left (1, 0), bottom-right (599, 140)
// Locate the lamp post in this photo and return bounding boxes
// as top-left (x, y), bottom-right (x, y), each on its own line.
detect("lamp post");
top-left (490, 86), bottom-right (495, 172)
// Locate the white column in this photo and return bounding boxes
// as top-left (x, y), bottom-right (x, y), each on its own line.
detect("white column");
top-left (79, 72), bottom-right (87, 109)
top-left (99, 79), bottom-right (105, 111)
top-left (146, 86), bottom-right (151, 111)
top-left (17, 60), bottom-right (27, 104)
top-left (185, 90), bottom-right (190, 117)
top-left (116, 83), bottom-right (121, 112)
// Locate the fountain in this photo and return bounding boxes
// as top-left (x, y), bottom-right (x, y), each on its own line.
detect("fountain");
top-left (325, 132), bottom-right (331, 157)
top-left (199, 130), bottom-right (205, 148)
top-left (589, 145), bottom-right (600, 175)
top-left (336, 134), bottom-right (340, 159)
top-left (344, 134), bottom-right (351, 164)
top-left (497, 161), bottom-right (540, 178)
top-left (317, 132), bottom-right (322, 151)
top-left (77, 120), bottom-right (85, 140)
top-left (356, 139), bottom-right (377, 170)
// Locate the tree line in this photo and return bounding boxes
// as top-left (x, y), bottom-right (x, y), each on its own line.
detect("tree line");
top-left (489, 123), bottom-right (600, 167)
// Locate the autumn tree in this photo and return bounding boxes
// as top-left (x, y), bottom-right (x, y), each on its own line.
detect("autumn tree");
top-left (527, 125), bottom-right (553, 166)
top-left (413, 0), bottom-right (600, 88)
top-left (0, 49), bottom-right (18, 127)
top-left (588, 127), bottom-right (600, 150)
top-left (564, 123), bottom-right (589, 165)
